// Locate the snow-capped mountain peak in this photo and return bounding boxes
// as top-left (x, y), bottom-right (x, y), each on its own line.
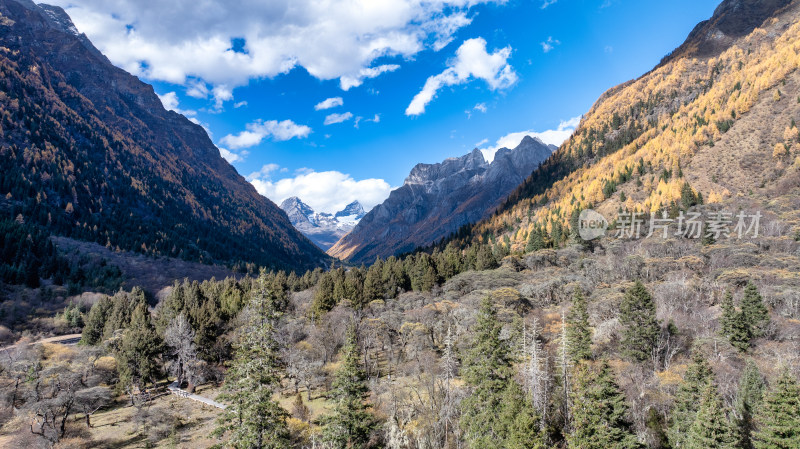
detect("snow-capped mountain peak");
top-left (279, 198), bottom-right (367, 250)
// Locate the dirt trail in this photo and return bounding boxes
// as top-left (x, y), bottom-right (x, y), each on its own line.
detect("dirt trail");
top-left (0, 333), bottom-right (82, 352)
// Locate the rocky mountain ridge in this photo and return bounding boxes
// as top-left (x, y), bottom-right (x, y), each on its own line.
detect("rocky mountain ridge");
top-left (0, 0), bottom-right (328, 272)
top-left (328, 136), bottom-right (556, 263)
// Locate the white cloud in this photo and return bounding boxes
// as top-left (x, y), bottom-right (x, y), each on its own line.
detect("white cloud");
top-left (186, 80), bottom-right (209, 99)
top-left (479, 116), bottom-right (581, 162)
top-left (324, 112), bottom-right (354, 125)
top-left (314, 97), bottom-right (344, 111)
top-left (49, 0), bottom-right (497, 104)
top-left (541, 36), bottom-right (560, 53)
top-left (340, 64), bottom-right (401, 90)
top-left (425, 11), bottom-right (471, 51)
top-left (541, 0), bottom-right (557, 9)
top-left (220, 119), bottom-right (312, 149)
top-left (406, 37), bottom-right (517, 116)
top-left (157, 91), bottom-right (196, 116)
top-left (211, 85), bottom-right (233, 109)
top-left (234, 101), bottom-right (248, 108)
top-left (355, 114), bottom-right (381, 128)
top-left (248, 163), bottom-right (281, 178)
top-left (218, 146), bottom-right (245, 164)
top-left (248, 168), bottom-right (393, 213)
top-left (466, 102), bottom-right (487, 117)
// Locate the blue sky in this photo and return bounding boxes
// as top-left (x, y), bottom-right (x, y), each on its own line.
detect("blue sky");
top-left (53, 0), bottom-right (720, 213)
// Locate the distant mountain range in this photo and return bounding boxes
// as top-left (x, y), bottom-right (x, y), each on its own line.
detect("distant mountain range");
top-left (0, 0), bottom-right (328, 272)
top-left (280, 198), bottom-right (366, 251)
top-left (328, 136), bottom-right (556, 264)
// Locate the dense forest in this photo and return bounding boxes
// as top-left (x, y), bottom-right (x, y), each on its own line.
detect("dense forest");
top-left (2, 215), bottom-right (799, 448)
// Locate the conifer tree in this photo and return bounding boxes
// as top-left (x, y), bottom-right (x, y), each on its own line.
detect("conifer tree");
top-left (702, 223), bottom-right (716, 246)
top-left (680, 182), bottom-right (698, 208)
top-left (668, 353), bottom-right (714, 448)
top-left (308, 274), bottom-right (336, 320)
top-left (475, 245), bottom-right (499, 270)
top-left (322, 325), bottom-right (377, 448)
top-left (551, 220), bottom-right (563, 247)
top-left (363, 260), bottom-right (383, 302)
top-left (566, 287), bottom-right (592, 363)
top-left (523, 317), bottom-right (550, 425)
top-left (460, 296), bottom-right (515, 449)
top-left (556, 311), bottom-right (572, 431)
top-left (719, 290), bottom-right (736, 337)
top-left (501, 381), bottom-right (546, 449)
top-left (215, 279), bottom-right (291, 449)
top-left (741, 282), bottom-right (769, 338)
top-left (729, 310), bottom-right (754, 352)
top-left (752, 369), bottom-right (800, 449)
top-left (568, 360), bottom-right (640, 449)
top-left (116, 302), bottom-right (163, 390)
top-left (619, 281), bottom-right (660, 362)
top-left (194, 298), bottom-right (223, 362)
top-left (526, 226), bottom-right (545, 252)
top-left (81, 296), bottom-right (113, 345)
top-left (685, 383), bottom-right (738, 449)
top-left (735, 360), bottom-right (765, 449)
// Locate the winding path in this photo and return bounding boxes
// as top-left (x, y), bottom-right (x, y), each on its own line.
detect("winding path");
top-left (0, 333), bottom-right (82, 352)
top-left (167, 381), bottom-right (227, 410)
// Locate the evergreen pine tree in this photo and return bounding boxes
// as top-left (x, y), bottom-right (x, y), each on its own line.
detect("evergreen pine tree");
top-left (735, 360), bottom-right (765, 449)
top-left (501, 380), bottom-right (546, 449)
top-left (526, 226), bottom-right (545, 253)
top-left (363, 261), bottom-right (383, 302)
top-left (551, 220), bottom-right (562, 248)
top-left (752, 369), bottom-right (800, 449)
top-left (568, 360), bottom-right (641, 449)
top-left (719, 290), bottom-right (736, 338)
top-left (685, 383), bottom-right (739, 449)
top-left (668, 352), bottom-right (714, 448)
top-left (460, 296), bottom-right (515, 449)
top-left (566, 287), bottom-right (592, 363)
top-left (729, 310), bottom-right (753, 352)
top-left (80, 296), bottom-right (113, 345)
top-left (680, 182), bottom-right (698, 208)
top-left (619, 281), bottom-right (660, 362)
top-left (475, 245), bottom-right (499, 270)
top-left (702, 223), bottom-right (716, 246)
top-left (215, 279), bottom-right (290, 449)
top-left (741, 282), bottom-right (769, 338)
top-left (308, 274), bottom-right (336, 320)
top-left (322, 325), bottom-right (377, 448)
top-left (116, 302), bottom-right (163, 390)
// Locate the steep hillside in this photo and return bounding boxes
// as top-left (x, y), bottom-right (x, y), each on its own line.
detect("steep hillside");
top-left (458, 0), bottom-right (800, 252)
top-left (659, 0), bottom-right (792, 65)
top-left (329, 136), bottom-right (554, 264)
top-left (0, 0), bottom-right (328, 272)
